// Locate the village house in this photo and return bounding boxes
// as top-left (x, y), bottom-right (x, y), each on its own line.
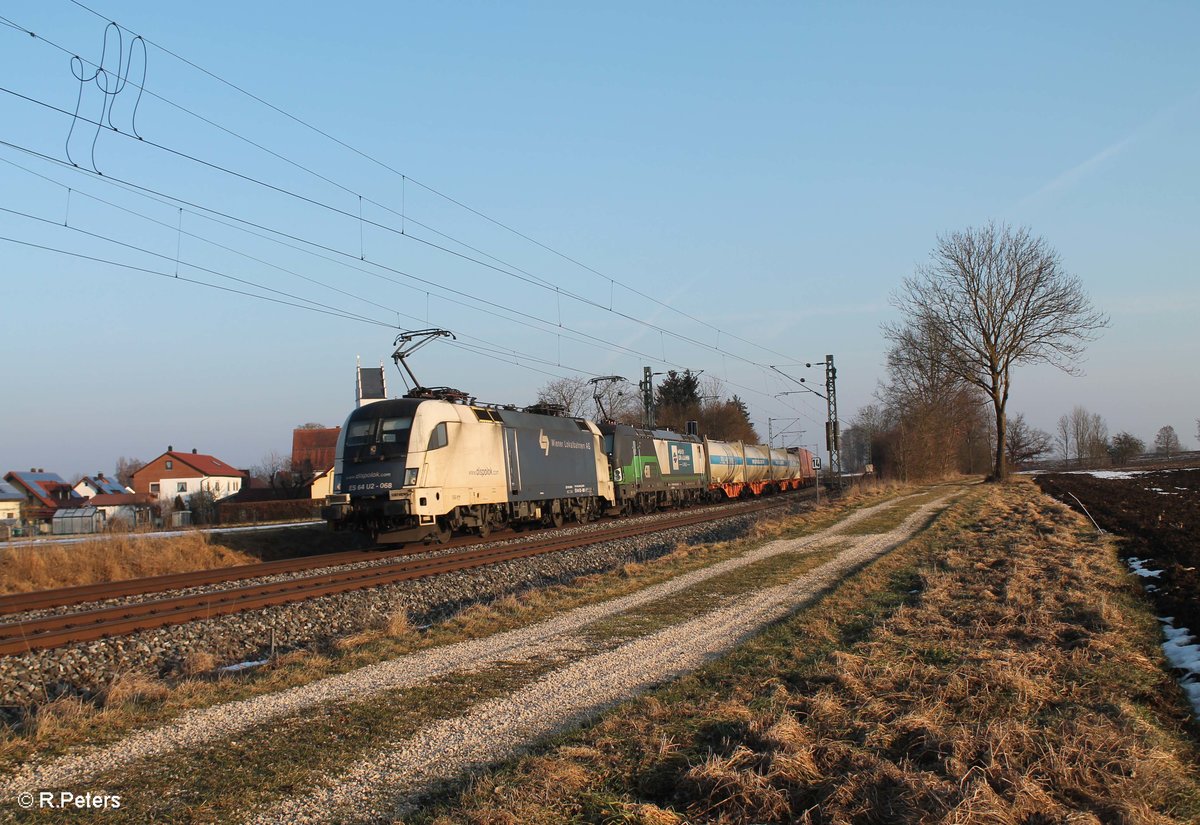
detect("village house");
top-left (0, 479), bottom-right (23, 524)
top-left (86, 493), bottom-right (154, 529)
top-left (72, 473), bottom-right (130, 498)
top-left (3, 470), bottom-right (84, 529)
top-left (131, 447), bottom-right (248, 502)
top-left (291, 426), bottom-right (341, 499)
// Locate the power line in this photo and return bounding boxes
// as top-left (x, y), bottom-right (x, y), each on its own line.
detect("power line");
top-left (0, 21), bottom-right (817, 411)
top-left (0, 156), bottom-right (627, 384)
top-left (2, 80), bottom-right (786, 373)
top-left (0, 138), bottom-right (695, 372)
top-left (2, 148), bottom-right (679, 385)
top-left (0, 232), bottom-right (392, 327)
top-left (53, 1), bottom-right (803, 365)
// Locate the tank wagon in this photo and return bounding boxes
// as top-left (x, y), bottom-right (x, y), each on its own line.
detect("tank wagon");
top-left (324, 394), bottom-right (819, 546)
top-left (705, 440), bottom-right (816, 498)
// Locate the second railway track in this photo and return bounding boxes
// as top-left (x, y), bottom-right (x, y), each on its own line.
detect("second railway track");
top-left (0, 495), bottom-right (805, 657)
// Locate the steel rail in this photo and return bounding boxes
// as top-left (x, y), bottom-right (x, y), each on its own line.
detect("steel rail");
top-left (0, 536), bottom-right (483, 616)
top-left (0, 496), bottom-right (804, 656)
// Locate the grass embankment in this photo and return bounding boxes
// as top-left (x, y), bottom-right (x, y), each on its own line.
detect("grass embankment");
top-left (0, 525), bottom-right (376, 595)
top-left (0, 535), bottom-right (257, 594)
top-left (410, 480), bottom-right (1200, 824)
top-left (0, 483), bottom-right (911, 776)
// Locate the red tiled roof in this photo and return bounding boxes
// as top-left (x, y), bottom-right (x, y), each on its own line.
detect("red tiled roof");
top-left (291, 428), bottom-right (341, 473)
top-left (162, 452), bottom-right (247, 478)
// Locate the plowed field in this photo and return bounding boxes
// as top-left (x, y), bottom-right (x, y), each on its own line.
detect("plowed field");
top-left (1035, 469), bottom-right (1200, 634)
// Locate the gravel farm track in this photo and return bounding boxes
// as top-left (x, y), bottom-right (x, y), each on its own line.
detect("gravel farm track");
top-left (1035, 468), bottom-right (1200, 636)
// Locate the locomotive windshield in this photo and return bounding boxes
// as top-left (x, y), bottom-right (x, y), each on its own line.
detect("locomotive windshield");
top-left (341, 399), bottom-right (423, 463)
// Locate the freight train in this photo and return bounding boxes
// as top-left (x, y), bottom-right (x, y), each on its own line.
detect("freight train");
top-left (321, 393), bottom-right (817, 545)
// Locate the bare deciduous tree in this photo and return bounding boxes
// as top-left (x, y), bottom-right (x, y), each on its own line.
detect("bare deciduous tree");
top-left (1154, 425), bottom-right (1181, 457)
top-left (114, 456), bottom-right (144, 489)
top-left (536, 377), bottom-right (591, 418)
top-left (877, 317), bottom-right (988, 480)
top-left (1005, 413), bottom-right (1052, 466)
top-left (1109, 432), bottom-right (1144, 466)
top-left (535, 376), bottom-right (640, 423)
top-left (1065, 405), bottom-right (1109, 466)
top-left (253, 450), bottom-right (306, 498)
top-left (888, 223), bottom-right (1108, 481)
top-left (1056, 415), bottom-right (1072, 467)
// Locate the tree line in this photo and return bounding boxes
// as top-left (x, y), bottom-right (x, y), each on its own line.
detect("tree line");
top-left (535, 372), bottom-right (760, 443)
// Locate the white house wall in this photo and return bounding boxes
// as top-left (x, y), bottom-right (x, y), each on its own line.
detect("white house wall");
top-left (148, 475), bottom-right (243, 500)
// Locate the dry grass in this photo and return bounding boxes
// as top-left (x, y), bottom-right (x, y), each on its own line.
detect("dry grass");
top-left (0, 482), bottom-right (919, 773)
top-left (385, 608), bottom-right (414, 636)
top-left (182, 649), bottom-right (217, 677)
top-left (0, 533), bottom-right (257, 593)
top-left (410, 480), bottom-right (1200, 824)
top-left (104, 671), bottom-right (171, 707)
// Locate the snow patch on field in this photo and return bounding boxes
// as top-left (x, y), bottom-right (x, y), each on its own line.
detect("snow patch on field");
top-left (1127, 557), bottom-right (1163, 578)
top-left (1159, 618), bottom-right (1200, 718)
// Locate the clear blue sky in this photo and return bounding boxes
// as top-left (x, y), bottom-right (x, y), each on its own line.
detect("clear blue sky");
top-left (2, 1), bottom-right (1197, 477)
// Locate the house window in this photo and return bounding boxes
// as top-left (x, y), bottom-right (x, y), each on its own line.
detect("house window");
top-left (150, 483), bottom-right (160, 494)
top-left (165, 460), bottom-right (173, 470)
top-left (177, 482), bottom-right (187, 493)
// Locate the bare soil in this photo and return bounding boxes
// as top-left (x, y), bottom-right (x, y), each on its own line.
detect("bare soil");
top-left (1035, 469), bottom-right (1200, 635)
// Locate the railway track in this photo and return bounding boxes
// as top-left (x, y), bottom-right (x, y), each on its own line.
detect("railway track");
top-left (0, 538), bottom-right (475, 617)
top-left (0, 495), bottom-right (806, 657)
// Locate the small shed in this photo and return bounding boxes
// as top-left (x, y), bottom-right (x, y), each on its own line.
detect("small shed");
top-left (52, 506), bottom-right (105, 535)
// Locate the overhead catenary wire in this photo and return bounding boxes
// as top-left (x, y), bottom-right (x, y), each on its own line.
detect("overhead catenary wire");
top-left (0, 138), bottom-right (807, 416)
top-left (20, 3), bottom-right (803, 364)
top-left (0, 81), bottom-right (784, 373)
top-left (0, 138), bottom-right (702, 375)
top-left (0, 158), bottom-right (621, 383)
top-left (0, 228), bottom-right (601, 387)
top-left (1, 11), bottom-right (821, 418)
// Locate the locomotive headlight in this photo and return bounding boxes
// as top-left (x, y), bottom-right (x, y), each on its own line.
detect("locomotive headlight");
top-left (404, 468), bottom-right (419, 487)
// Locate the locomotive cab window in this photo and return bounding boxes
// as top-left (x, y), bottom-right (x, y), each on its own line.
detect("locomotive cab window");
top-left (346, 421), bottom-right (374, 447)
top-left (427, 422), bottom-right (448, 450)
top-left (380, 417), bottom-right (413, 443)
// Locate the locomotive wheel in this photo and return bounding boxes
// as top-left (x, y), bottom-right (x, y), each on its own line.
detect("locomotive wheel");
top-left (433, 519), bottom-right (451, 544)
top-left (550, 508), bottom-right (564, 529)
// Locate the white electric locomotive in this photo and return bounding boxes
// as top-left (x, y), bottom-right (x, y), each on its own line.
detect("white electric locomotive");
top-left (321, 397), bottom-right (616, 545)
